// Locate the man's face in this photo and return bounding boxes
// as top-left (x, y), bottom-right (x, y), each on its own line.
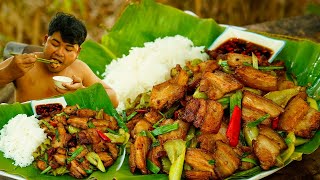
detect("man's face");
top-left (43, 32), bottom-right (80, 73)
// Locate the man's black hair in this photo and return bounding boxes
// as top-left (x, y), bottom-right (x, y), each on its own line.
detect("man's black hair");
top-left (48, 12), bottom-right (87, 45)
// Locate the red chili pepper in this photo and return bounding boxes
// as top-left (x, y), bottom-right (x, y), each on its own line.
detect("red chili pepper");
top-left (49, 121), bottom-right (58, 127)
top-left (272, 117), bottom-right (279, 130)
top-left (226, 105), bottom-right (241, 147)
top-left (96, 129), bottom-right (111, 142)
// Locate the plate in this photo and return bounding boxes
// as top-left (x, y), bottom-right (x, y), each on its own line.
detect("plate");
top-left (208, 26), bottom-right (286, 63)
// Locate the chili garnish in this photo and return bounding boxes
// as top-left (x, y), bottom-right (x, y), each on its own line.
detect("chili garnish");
top-left (226, 105), bottom-right (242, 147)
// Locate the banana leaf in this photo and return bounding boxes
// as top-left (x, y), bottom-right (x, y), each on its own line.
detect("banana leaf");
top-left (1, 0), bottom-right (319, 179)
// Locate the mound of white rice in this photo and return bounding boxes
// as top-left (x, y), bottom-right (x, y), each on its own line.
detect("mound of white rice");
top-left (0, 114), bottom-right (47, 167)
top-left (103, 35), bottom-right (209, 111)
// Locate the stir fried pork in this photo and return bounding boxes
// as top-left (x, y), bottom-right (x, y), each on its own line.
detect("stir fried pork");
top-left (144, 109), bottom-right (163, 125)
top-left (129, 120), bottom-right (152, 174)
top-left (185, 148), bottom-right (217, 179)
top-left (51, 123), bottom-right (71, 148)
top-left (199, 71), bottom-right (243, 100)
top-left (181, 98), bottom-right (224, 134)
top-left (259, 125), bottom-right (287, 150)
top-left (150, 65), bottom-right (188, 110)
top-left (234, 66), bottom-right (278, 91)
top-left (242, 91), bottom-right (284, 126)
top-left (185, 170), bottom-right (213, 180)
top-left (197, 123), bottom-right (228, 152)
top-left (147, 145), bottom-right (167, 168)
top-left (67, 116), bottom-right (90, 129)
top-left (226, 53), bottom-right (252, 68)
top-left (213, 141), bottom-right (240, 178)
top-left (279, 96), bottom-right (320, 138)
top-left (158, 119), bottom-right (190, 144)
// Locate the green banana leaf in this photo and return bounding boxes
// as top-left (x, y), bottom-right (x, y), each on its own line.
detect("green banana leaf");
top-left (1, 0), bottom-right (319, 179)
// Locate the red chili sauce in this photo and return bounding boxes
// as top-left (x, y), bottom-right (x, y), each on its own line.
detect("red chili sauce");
top-left (208, 38), bottom-right (273, 63)
top-left (36, 103), bottom-right (63, 117)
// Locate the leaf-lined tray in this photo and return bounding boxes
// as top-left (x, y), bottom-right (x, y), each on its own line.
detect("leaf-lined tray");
top-left (0, 0), bottom-right (319, 179)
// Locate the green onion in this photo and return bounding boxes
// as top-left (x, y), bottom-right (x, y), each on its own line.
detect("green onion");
top-left (229, 90), bottom-right (243, 117)
top-left (252, 52), bottom-right (259, 69)
top-left (139, 130), bottom-right (147, 137)
top-left (218, 59), bottom-right (228, 67)
top-left (147, 159), bottom-right (160, 174)
top-left (55, 129), bottom-right (60, 142)
top-left (258, 66), bottom-right (284, 70)
top-left (121, 110), bottom-right (127, 122)
top-left (67, 146), bottom-right (84, 163)
top-left (151, 122), bottom-right (179, 136)
top-left (190, 58), bottom-right (203, 66)
top-left (153, 117), bottom-right (165, 128)
top-left (40, 166), bottom-right (52, 174)
top-left (208, 160), bottom-right (215, 165)
top-left (241, 157), bottom-right (258, 165)
top-left (217, 96), bottom-right (230, 109)
top-left (246, 114), bottom-right (270, 128)
top-left (126, 111), bottom-right (138, 121)
top-left (87, 121), bottom-right (95, 128)
top-left (85, 169), bottom-right (93, 174)
top-left (225, 166), bottom-right (262, 180)
top-left (111, 109), bottom-right (129, 132)
top-left (107, 128), bottom-right (118, 135)
top-left (39, 120), bottom-right (55, 132)
top-left (193, 87), bottom-right (208, 99)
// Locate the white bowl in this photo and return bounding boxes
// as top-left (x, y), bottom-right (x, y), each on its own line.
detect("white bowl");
top-left (209, 27), bottom-right (286, 63)
top-left (53, 76), bottom-right (73, 89)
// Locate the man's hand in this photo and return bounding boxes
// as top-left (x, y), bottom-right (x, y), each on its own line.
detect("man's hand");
top-left (10, 53), bottom-right (37, 77)
top-left (55, 75), bottom-right (85, 93)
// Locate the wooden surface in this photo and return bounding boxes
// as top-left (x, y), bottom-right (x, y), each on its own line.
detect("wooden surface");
top-left (245, 14), bottom-right (320, 180)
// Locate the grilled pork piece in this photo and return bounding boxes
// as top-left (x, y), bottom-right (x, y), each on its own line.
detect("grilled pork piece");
top-left (158, 119), bottom-right (190, 144)
top-left (52, 122), bottom-right (71, 148)
top-left (147, 145), bottom-right (166, 168)
top-left (144, 109), bottom-right (163, 125)
top-left (253, 134), bottom-right (281, 170)
top-left (150, 65), bottom-right (188, 110)
top-left (235, 66), bottom-right (278, 91)
top-left (242, 91), bottom-right (284, 126)
top-left (259, 125), bottom-right (287, 150)
top-left (199, 71), bottom-right (243, 100)
top-left (69, 160), bottom-right (87, 178)
top-left (226, 53), bottom-right (252, 68)
top-left (67, 116), bottom-right (89, 129)
top-left (185, 148), bottom-right (216, 179)
top-left (213, 141), bottom-right (240, 178)
top-left (181, 98), bottom-right (223, 134)
top-left (279, 96), bottom-right (320, 138)
top-left (76, 109), bottom-right (96, 118)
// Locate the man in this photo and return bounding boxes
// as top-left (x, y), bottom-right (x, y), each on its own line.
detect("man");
top-left (0, 12), bottom-right (118, 107)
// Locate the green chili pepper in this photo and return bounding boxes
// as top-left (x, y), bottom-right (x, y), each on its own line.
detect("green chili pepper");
top-left (225, 166), bottom-right (262, 180)
top-left (295, 130), bottom-right (320, 154)
top-left (246, 114), bottom-right (270, 128)
top-left (67, 125), bottom-right (80, 134)
top-left (264, 87), bottom-right (300, 108)
top-left (252, 52), bottom-right (259, 69)
top-left (241, 157), bottom-right (258, 165)
top-left (85, 152), bottom-right (106, 172)
top-left (193, 87), bottom-right (208, 99)
top-left (87, 121), bottom-right (96, 128)
top-left (243, 125), bottom-right (259, 147)
top-left (217, 96), bottom-right (230, 109)
top-left (147, 159), bottom-right (160, 174)
top-left (40, 166), bottom-right (52, 174)
top-left (280, 132), bottom-right (296, 163)
top-left (307, 97), bottom-right (319, 110)
top-left (67, 146), bottom-right (84, 163)
top-left (151, 122), bottom-right (179, 136)
top-left (295, 137), bottom-right (310, 146)
top-left (126, 111), bottom-right (138, 121)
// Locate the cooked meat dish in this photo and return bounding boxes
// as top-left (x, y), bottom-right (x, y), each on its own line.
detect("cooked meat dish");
top-left (33, 105), bottom-right (123, 178)
top-left (125, 51), bottom-right (320, 179)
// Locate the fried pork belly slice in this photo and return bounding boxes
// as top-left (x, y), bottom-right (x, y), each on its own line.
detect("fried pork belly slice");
top-left (52, 123), bottom-right (71, 148)
top-left (63, 105), bottom-right (78, 115)
top-left (144, 108), bottom-right (163, 125)
top-left (259, 125), bottom-right (287, 150)
top-left (226, 53), bottom-right (252, 67)
top-left (213, 141), bottom-right (240, 178)
top-left (186, 60), bottom-right (220, 74)
top-left (242, 91), bottom-right (284, 119)
top-left (67, 116), bottom-right (89, 129)
top-left (185, 170), bottom-right (213, 180)
top-left (130, 136), bottom-right (151, 174)
top-left (197, 123), bottom-right (228, 152)
top-left (132, 120), bottom-right (152, 138)
top-left (279, 96), bottom-right (320, 138)
top-left (253, 134), bottom-right (281, 170)
top-left (53, 154), bottom-right (67, 166)
top-left (76, 108), bottom-right (97, 118)
top-left (185, 148), bottom-right (216, 178)
top-left (147, 145), bottom-right (166, 168)
top-left (70, 160), bottom-right (87, 178)
top-left (242, 107), bottom-right (272, 126)
top-left (97, 152), bottom-right (114, 167)
top-left (150, 66), bottom-right (188, 110)
top-left (158, 119), bottom-right (190, 144)
top-left (78, 128), bottom-right (101, 145)
top-left (106, 143), bottom-right (119, 160)
top-left (235, 66), bottom-right (278, 91)
top-left (52, 114), bottom-right (67, 125)
top-left (199, 71), bottom-right (243, 100)
top-left (181, 98), bottom-right (223, 134)
top-left (92, 118), bottom-right (119, 131)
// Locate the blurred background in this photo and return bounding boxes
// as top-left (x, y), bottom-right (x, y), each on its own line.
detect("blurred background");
top-left (0, 0), bottom-right (320, 60)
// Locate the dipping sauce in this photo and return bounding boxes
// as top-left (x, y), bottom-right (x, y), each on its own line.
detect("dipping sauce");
top-left (208, 38), bottom-right (274, 64)
top-left (35, 103), bottom-right (63, 117)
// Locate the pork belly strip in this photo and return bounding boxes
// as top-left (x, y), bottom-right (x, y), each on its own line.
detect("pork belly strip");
top-left (158, 119), bottom-right (190, 144)
top-left (181, 98), bottom-right (223, 134)
top-left (242, 107), bottom-right (272, 125)
top-left (185, 148), bottom-right (215, 174)
top-left (199, 71), bottom-right (243, 100)
top-left (242, 91), bottom-right (284, 118)
top-left (197, 123), bottom-right (228, 153)
top-left (235, 66), bottom-right (278, 91)
top-left (213, 141), bottom-right (240, 178)
top-left (185, 170), bottom-right (213, 180)
top-left (253, 134), bottom-right (281, 170)
top-left (279, 96), bottom-right (320, 138)
top-left (226, 53), bottom-right (252, 67)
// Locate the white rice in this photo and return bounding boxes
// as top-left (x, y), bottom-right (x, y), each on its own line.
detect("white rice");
top-left (103, 35), bottom-right (209, 111)
top-left (0, 114), bottom-right (47, 167)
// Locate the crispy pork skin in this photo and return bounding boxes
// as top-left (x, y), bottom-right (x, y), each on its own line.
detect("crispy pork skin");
top-left (235, 66), bottom-right (278, 91)
top-left (185, 148), bottom-right (216, 178)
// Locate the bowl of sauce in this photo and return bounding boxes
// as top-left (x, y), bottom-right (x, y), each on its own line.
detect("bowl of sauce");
top-left (208, 27), bottom-right (285, 63)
